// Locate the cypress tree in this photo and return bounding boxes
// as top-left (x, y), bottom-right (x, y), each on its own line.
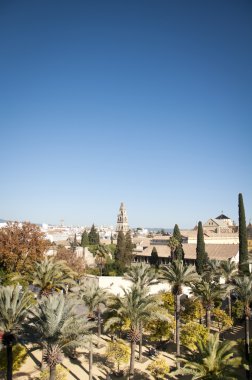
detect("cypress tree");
top-left (174, 244), bottom-right (184, 262)
top-left (173, 224), bottom-right (184, 262)
top-left (81, 230), bottom-right (89, 247)
top-left (123, 230), bottom-right (133, 267)
top-left (150, 247), bottom-right (159, 268)
top-left (88, 224), bottom-right (100, 245)
top-left (196, 221), bottom-right (208, 275)
top-left (238, 193), bottom-right (249, 272)
top-left (114, 231), bottom-right (125, 267)
top-left (173, 224), bottom-right (182, 244)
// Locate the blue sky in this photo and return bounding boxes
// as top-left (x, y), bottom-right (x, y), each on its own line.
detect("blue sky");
top-left (0, 0), bottom-right (251, 228)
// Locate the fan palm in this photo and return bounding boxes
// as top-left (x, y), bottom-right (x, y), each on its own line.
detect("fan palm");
top-left (0, 286), bottom-right (33, 380)
top-left (220, 260), bottom-right (238, 318)
top-left (24, 293), bottom-right (94, 380)
top-left (176, 333), bottom-right (242, 379)
top-left (105, 284), bottom-right (157, 379)
top-left (192, 280), bottom-right (228, 329)
top-left (28, 257), bottom-right (76, 297)
top-left (234, 275), bottom-right (252, 372)
top-left (160, 261), bottom-right (198, 362)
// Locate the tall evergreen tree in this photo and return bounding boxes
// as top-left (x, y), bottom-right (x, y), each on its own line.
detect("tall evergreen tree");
top-left (114, 231), bottom-right (126, 268)
top-left (150, 247), bottom-right (159, 268)
top-left (196, 221), bottom-right (208, 275)
top-left (173, 224), bottom-right (182, 243)
top-left (239, 193), bottom-right (248, 272)
top-left (174, 244), bottom-right (184, 262)
top-left (88, 224), bottom-right (100, 245)
top-left (173, 224), bottom-right (184, 262)
top-left (81, 230), bottom-right (89, 247)
top-left (124, 231), bottom-right (133, 266)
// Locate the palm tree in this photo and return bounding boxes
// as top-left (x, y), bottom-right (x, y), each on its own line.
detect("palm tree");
top-left (105, 284), bottom-right (157, 379)
top-left (28, 257), bottom-right (76, 297)
top-left (175, 333), bottom-right (242, 379)
top-left (125, 263), bottom-right (158, 361)
top-left (24, 293), bottom-right (94, 380)
top-left (77, 280), bottom-right (109, 344)
top-left (220, 260), bottom-right (238, 318)
top-left (160, 261), bottom-right (198, 364)
top-left (0, 286), bottom-right (33, 380)
top-left (203, 260), bottom-right (221, 283)
top-left (94, 245), bottom-right (110, 276)
top-left (125, 263), bottom-right (158, 287)
top-left (167, 237), bottom-right (180, 261)
top-left (234, 275), bottom-right (252, 376)
top-left (192, 280), bottom-right (228, 329)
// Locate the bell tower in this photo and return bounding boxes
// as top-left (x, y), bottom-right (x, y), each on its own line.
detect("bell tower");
top-left (116, 202), bottom-right (129, 233)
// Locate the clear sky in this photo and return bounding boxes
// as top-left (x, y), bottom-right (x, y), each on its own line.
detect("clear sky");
top-left (0, 0), bottom-right (251, 228)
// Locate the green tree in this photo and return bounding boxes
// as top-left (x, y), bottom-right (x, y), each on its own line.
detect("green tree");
top-left (144, 310), bottom-right (174, 347)
top-left (180, 297), bottom-right (205, 324)
top-left (69, 233), bottom-right (78, 252)
top-left (180, 322), bottom-right (209, 351)
top-left (192, 281), bottom-right (228, 329)
top-left (167, 236), bottom-right (180, 261)
top-left (234, 275), bottom-right (252, 374)
top-left (160, 261), bottom-right (198, 366)
top-left (196, 221), bottom-right (208, 275)
top-left (147, 356), bottom-right (170, 379)
top-left (106, 339), bottom-right (130, 374)
top-left (124, 230), bottom-right (133, 266)
top-left (173, 224), bottom-right (182, 243)
top-left (114, 231), bottom-right (126, 270)
top-left (0, 286), bottom-right (33, 380)
top-left (125, 263), bottom-right (157, 288)
top-left (212, 308), bottom-right (233, 333)
top-left (125, 263), bottom-right (158, 360)
top-left (174, 244), bottom-right (184, 262)
top-left (81, 230), bottom-right (89, 247)
top-left (25, 294), bottom-right (94, 380)
top-left (0, 344), bottom-right (27, 375)
top-left (105, 284), bottom-right (157, 379)
top-left (77, 281), bottom-right (109, 344)
top-left (150, 247), bottom-right (159, 268)
top-left (27, 257), bottom-right (76, 297)
top-left (88, 224), bottom-right (100, 245)
top-left (176, 333), bottom-right (242, 380)
top-left (220, 260), bottom-right (238, 318)
top-left (239, 193), bottom-right (249, 272)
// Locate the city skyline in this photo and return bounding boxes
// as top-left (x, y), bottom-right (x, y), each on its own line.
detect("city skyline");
top-left (1, 1), bottom-right (251, 228)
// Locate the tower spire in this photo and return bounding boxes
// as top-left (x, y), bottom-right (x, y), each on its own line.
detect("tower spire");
top-left (116, 202), bottom-right (129, 233)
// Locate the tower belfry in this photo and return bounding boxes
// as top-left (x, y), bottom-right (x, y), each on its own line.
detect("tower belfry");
top-left (116, 202), bottom-right (129, 233)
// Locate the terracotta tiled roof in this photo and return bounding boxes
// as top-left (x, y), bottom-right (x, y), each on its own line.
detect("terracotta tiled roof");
top-left (134, 244), bottom-right (238, 261)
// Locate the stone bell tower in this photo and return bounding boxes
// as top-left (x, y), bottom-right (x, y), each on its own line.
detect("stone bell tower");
top-left (116, 202), bottom-right (129, 233)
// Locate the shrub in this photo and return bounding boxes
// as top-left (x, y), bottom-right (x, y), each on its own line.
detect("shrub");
top-left (212, 308), bottom-right (233, 332)
top-left (181, 298), bottom-right (204, 323)
top-left (0, 344), bottom-right (27, 373)
top-left (181, 322), bottom-right (209, 351)
top-left (39, 365), bottom-right (68, 380)
top-left (106, 339), bottom-right (130, 373)
top-left (232, 299), bottom-right (244, 320)
top-left (147, 356), bottom-right (170, 379)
